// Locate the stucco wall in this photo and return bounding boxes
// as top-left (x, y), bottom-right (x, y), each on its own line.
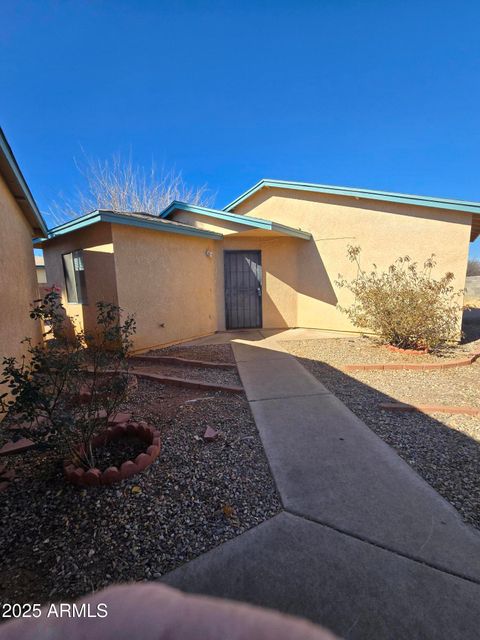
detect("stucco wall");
top-left (169, 210), bottom-right (302, 330)
top-left (111, 224), bottom-right (219, 351)
top-left (220, 235), bottom-right (300, 329)
top-left (231, 187), bottom-right (473, 333)
top-left (42, 223), bottom-right (118, 336)
top-left (0, 173), bottom-right (41, 395)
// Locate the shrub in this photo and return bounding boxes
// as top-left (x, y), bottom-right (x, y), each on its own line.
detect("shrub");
top-left (0, 290), bottom-right (136, 468)
top-left (467, 259), bottom-right (480, 276)
top-left (335, 246), bottom-right (464, 351)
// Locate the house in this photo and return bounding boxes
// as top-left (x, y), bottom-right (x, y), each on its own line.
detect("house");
top-left (34, 253), bottom-right (47, 284)
top-left (0, 128), bottom-right (47, 372)
top-left (39, 179), bottom-right (480, 352)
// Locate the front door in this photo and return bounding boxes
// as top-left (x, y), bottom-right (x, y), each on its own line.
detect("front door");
top-left (224, 250), bottom-right (262, 329)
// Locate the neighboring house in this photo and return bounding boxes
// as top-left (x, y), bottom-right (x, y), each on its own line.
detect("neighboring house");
top-left (465, 276), bottom-right (480, 304)
top-left (39, 179), bottom-right (480, 352)
top-left (34, 253), bottom-right (47, 284)
top-left (0, 128), bottom-right (47, 372)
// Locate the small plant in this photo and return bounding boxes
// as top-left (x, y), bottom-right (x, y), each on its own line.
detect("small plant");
top-left (336, 246), bottom-right (464, 351)
top-left (0, 290), bottom-right (136, 469)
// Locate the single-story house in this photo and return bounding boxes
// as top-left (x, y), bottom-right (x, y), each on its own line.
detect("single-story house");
top-left (38, 179), bottom-right (480, 352)
top-left (0, 128), bottom-right (47, 375)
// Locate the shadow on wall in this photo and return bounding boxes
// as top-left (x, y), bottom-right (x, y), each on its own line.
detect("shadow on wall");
top-left (295, 240), bottom-right (338, 305)
top-left (259, 240), bottom-right (338, 329)
top-left (42, 248), bottom-right (118, 342)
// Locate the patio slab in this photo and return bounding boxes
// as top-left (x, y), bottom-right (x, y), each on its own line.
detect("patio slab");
top-left (232, 340), bottom-right (290, 362)
top-left (180, 331), bottom-right (261, 346)
top-left (235, 351), bottom-right (331, 401)
top-left (164, 511), bottom-right (480, 640)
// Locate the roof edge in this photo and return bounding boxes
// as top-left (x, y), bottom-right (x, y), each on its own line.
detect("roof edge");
top-left (223, 179), bottom-right (480, 217)
top-left (41, 209), bottom-right (224, 241)
top-left (0, 128), bottom-right (47, 236)
top-left (160, 200), bottom-right (311, 240)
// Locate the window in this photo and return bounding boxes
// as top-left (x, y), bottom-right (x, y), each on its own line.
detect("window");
top-left (62, 250), bottom-right (87, 304)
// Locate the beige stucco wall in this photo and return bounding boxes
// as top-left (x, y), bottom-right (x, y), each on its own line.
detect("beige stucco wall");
top-left (169, 210), bottom-right (302, 330)
top-left (219, 235), bottom-right (300, 329)
top-left (111, 224), bottom-right (219, 351)
top-left (0, 173), bottom-right (41, 398)
top-left (230, 187), bottom-right (473, 333)
top-left (41, 187), bottom-right (473, 351)
top-left (42, 223), bottom-right (118, 336)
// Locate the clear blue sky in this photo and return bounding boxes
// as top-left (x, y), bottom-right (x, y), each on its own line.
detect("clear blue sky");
top-left (2, 0), bottom-right (479, 258)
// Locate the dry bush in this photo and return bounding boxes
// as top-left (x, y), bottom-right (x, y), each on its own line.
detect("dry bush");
top-left (336, 246), bottom-right (464, 351)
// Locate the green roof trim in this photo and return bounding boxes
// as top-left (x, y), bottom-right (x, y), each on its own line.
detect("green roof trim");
top-left (160, 201), bottom-right (311, 240)
top-left (0, 128), bottom-right (47, 236)
top-left (41, 210), bottom-right (224, 241)
top-left (223, 178), bottom-right (480, 217)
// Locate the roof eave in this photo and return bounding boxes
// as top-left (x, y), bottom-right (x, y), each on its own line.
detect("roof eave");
top-left (42, 210), bottom-right (224, 241)
top-left (0, 129), bottom-right (47, 236)
top-left (160, 200), bottom-right (311, 240)
top-left (223, 179), bottom-right (480, 217)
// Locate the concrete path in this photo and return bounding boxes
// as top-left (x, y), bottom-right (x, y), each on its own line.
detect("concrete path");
top-left (163, 335), bottom-right (480, 639)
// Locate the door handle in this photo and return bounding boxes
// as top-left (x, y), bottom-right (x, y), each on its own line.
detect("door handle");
top-left (257, 287), bottom-right (262, 297)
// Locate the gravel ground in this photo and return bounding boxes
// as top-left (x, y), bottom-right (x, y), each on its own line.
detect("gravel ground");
top-left (283, 338), bottom-right (480, 531)
top-left (132, 361), bottom-right (241, 387)
top-left (148, 344), bottom-right (235, 364)
top-left (0, 380), bottom-right (280, 605)
top-left (280, 335), bottom-right (480, 367)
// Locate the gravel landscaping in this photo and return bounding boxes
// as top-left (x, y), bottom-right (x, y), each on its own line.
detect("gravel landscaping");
top-left (133, 361), bottom-right (241, 387)
top-left (282, 334), bottom-right (480, 368)
top-left (0, 379), bottom-right (280, 605)
top-left (283, 337), bottom-right (480, 531)
top-left (148, 343), bottom-right (235, 364)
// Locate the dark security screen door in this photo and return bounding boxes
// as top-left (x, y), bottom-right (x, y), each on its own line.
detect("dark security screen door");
top-left (224, 251), bottom-right (262, 329)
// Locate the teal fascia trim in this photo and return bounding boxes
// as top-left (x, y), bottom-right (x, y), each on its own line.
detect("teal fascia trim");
top-left (223, 179), bottom-right (480, 217)
top-left (45, 210), bottom-right (224, 240)
top-left (0, 128), bottom-right (48, 235)
top-left (160, 201), bottom-right (311, 240)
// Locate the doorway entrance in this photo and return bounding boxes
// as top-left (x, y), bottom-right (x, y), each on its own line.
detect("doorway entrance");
top-left (224, 250), bottom-right (262, 329)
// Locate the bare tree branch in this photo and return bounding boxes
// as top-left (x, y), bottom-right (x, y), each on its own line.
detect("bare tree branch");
top-left (48, 152), bottom-right (215, 224)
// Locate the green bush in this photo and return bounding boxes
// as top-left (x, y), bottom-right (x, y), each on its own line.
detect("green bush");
top-left (0, 290), bottom-right (136, 468)
top-left (335, 246), bottom-right (464, 351)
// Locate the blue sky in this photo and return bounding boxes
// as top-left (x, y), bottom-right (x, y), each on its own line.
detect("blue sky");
top-left (1, 0), bottom-right (479, 257)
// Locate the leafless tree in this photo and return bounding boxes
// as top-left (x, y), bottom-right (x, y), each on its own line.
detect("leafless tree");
top-left (467, 259), bottom-right (480, 276)
top-left (48, 153), bottom-right (214, 225)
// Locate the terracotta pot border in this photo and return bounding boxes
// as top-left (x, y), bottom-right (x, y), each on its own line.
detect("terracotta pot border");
top-left (344, 350), bottom-right (480, 372)
top-left (379, 402), bottom-right (480, 416)
top-left (63, 421), bottom-right (161, 486)
top-left (385, 345), bottom-right (429, 355)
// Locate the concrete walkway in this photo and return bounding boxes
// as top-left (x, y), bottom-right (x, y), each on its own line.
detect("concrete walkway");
top-left (163, 335), bottom-right (480, 639)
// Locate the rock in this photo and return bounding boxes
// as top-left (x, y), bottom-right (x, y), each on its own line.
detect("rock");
top-left (203, 427), bottom-right (219, 442)
top-left (2, 469), bottom-right (16, 482)
top-left (0, 438), bottom-right (36, 456)
top-left (109, 412), bottom-right (132, 425)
